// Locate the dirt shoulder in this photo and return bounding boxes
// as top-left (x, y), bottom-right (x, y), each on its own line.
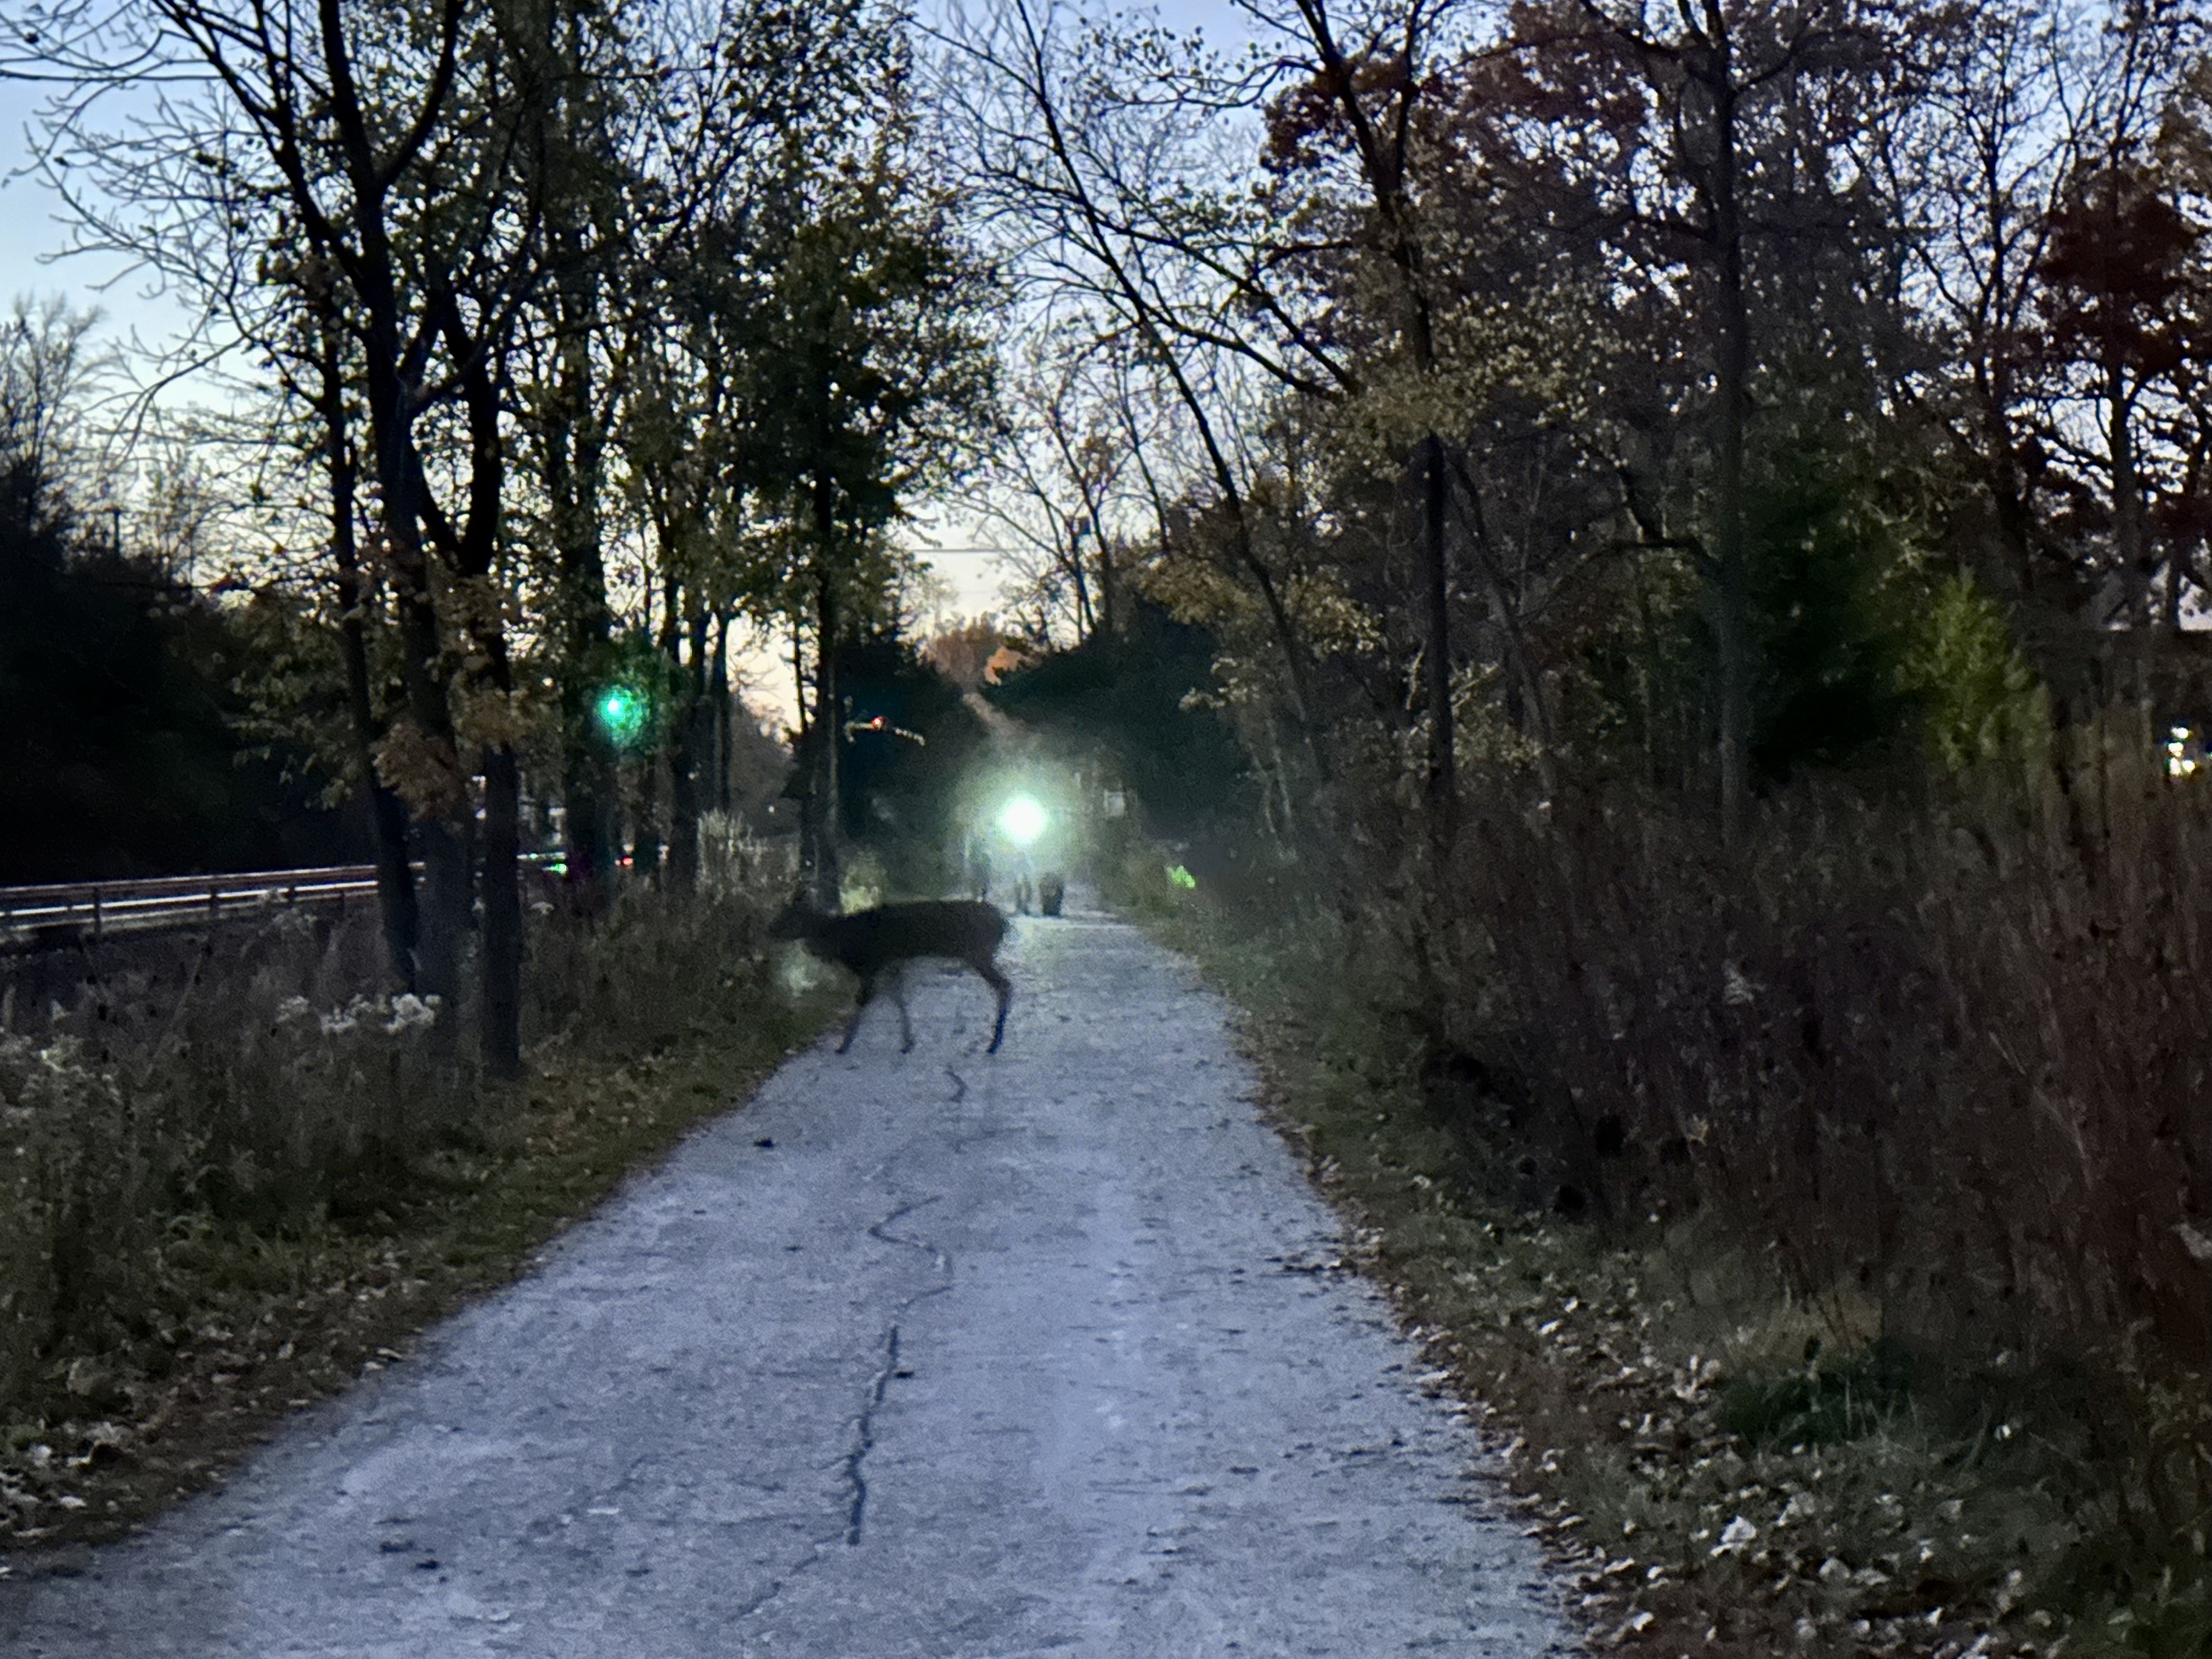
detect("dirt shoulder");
top-left (0, 1006), bottom-right (817, 1573)
top-left (1141, 895), bottom-right (2059, 1659)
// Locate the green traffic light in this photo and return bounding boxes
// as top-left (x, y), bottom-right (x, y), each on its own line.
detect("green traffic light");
top-left (597, 684), bottom-right (649, 748)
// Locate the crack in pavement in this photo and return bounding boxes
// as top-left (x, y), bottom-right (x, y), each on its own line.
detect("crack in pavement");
top-left (840, 1325), bottom-right (902, 1547)
top-left (717, 1197), bottom-right (964, 1630)
top-left (839, 1199), bottom-right (954, 1549)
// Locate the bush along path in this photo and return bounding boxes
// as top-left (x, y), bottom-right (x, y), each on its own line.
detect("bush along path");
top-left (2, 900), bottom-right (1579, 1656)
top-left (0, 1016), bottom-right (814, 1560)
top-left (1125, 874), bottom-right (2153, 1659)
top-left (0, 886), bottom-right (822, 1566)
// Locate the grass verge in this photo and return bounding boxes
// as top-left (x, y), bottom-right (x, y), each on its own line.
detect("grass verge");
top-left (0, 980), bottom-right (828, 1571)
top-left (1123, 870), bottom-right (2178, 1659)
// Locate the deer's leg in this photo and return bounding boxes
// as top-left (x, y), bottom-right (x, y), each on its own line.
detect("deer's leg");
top-left (839, 973), bottom-right (876, 1053)
top-left (977, 958), bottom-right (1012, 1053)
top-left (890, 965), bottom-right (914, 1053)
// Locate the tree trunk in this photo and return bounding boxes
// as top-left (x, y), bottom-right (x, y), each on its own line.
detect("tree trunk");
top-left (314, 0), bottom-right (471, 1011)
top-left (810, 476), bottom-right (844, 909)
top-left (560, 691), bottom-right (616, 901)
top-left (1703, 32), bottom-right (1754, 845)
top-left (433, 298), bottom-right (523, 1078)
top-left (632, 764), bottom-right (663, 885)
top-left (364, 783), bottom-right (420, 989)
top-left (1283, 0), bottom-right (1442, 806)
top-left (811, 572), bottom-right (843, 909)
top-left (552, 443), bottom-right (616, 902)
top-left (1419, 434), bottom-right (1456, 833)
top-left (479, 746), bottom-right (523, 1078)
top-left (667, 601), bottom-right (708, 891)
top-left (362, 381), bottom-right (467, 1008)
top-left (1069, 528), bottom-right (1094, 640)
top-left (710, 613), bottom-right (732, 816)
top-left (557, 535), bottom-right (613, 898)
top-left (314, 308), bottom-right (420, 989)
top-left (792, 620), bottom-right (819, 886)
top-left (1977, 348), bottom-right (2037, 599)
top-left (1447, 452), bottom-right (1560, 799)
top-left (375, 466), bottom-right (470, 1010)
top-left (1094, 520), bottom-right (1118, 639)
top-left (2110, 352), bottom-right (2151, 625)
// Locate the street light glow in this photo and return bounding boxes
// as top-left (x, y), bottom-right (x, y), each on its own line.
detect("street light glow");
top-left (999, 795), bottom-right (1048, 847)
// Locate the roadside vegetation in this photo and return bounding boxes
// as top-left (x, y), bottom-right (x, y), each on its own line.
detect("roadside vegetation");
top-left (0, 848), bottom-right (832, 1559)
top-left (0, 0), bottom-right (999, 1546)
top-left (1105, 748), bottom-right (2212, 1657)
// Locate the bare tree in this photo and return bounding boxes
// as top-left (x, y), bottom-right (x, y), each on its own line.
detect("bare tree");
top-left (939, 0), bottom-right (1341, 777)
top-left (981, 326), bottom-right (1153, 642)
top-left (512, 0), bottom-right (898, 904)
top-left (28, 0), bottom-right (563, 1070)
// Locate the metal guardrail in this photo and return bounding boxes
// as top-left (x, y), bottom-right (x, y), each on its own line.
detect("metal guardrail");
top-left (0, 864), bottom-right (392, 945)
top-left (0, 845), bottom-right (779, 947)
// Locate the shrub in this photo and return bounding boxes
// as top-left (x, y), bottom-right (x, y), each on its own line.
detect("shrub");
top-left (0, 848), bottom-right (790, 1434)
top-left (1148, 751), bottom-right (2212, 1644)
top-left (1442, 727), bottom-right (2212, 1370)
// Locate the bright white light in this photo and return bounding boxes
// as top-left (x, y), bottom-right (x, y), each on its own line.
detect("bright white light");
top-left (999, 795), bottom-right (1048, 847)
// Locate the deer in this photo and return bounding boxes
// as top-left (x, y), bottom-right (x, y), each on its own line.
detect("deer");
top-left (770, 896), bottom-right (1012, 1054)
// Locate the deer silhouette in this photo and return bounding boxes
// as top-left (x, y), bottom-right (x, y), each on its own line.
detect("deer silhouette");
top-left (771, 897), bottom-right (1012, 1054)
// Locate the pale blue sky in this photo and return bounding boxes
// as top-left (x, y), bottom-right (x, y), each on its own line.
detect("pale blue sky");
top-left (0, 0), bottom-right (1259, 353)
top-left (0, 73), bottom-right (198, 356)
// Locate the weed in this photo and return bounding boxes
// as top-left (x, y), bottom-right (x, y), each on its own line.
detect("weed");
top-left (0, 845), bottom-right (833, 1552)
top-left (1717, 1342), bottom-right (1918, 1449)
top-left (1128, 789), bottom-right (2212, 1655)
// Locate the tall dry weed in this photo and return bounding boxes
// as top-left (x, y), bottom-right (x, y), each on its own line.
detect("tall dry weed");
top-left (0, 851), bottom-right (785, 1428)
top-left (1147, 738), bottom-right (2212, 1638)
top-left (1435, 718), bottom-right (2212, 1381)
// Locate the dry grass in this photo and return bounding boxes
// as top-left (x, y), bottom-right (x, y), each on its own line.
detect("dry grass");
top-left (0, 853), bottom-right (833, 1559)
top-left (1110, 733), bottom-right (2212, 1656)
top-left (1441, 725), bottom-right (2212, 1374)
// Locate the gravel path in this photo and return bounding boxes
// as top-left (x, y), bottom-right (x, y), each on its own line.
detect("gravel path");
top-left (1, 902), bottom-right (1577, 1657)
